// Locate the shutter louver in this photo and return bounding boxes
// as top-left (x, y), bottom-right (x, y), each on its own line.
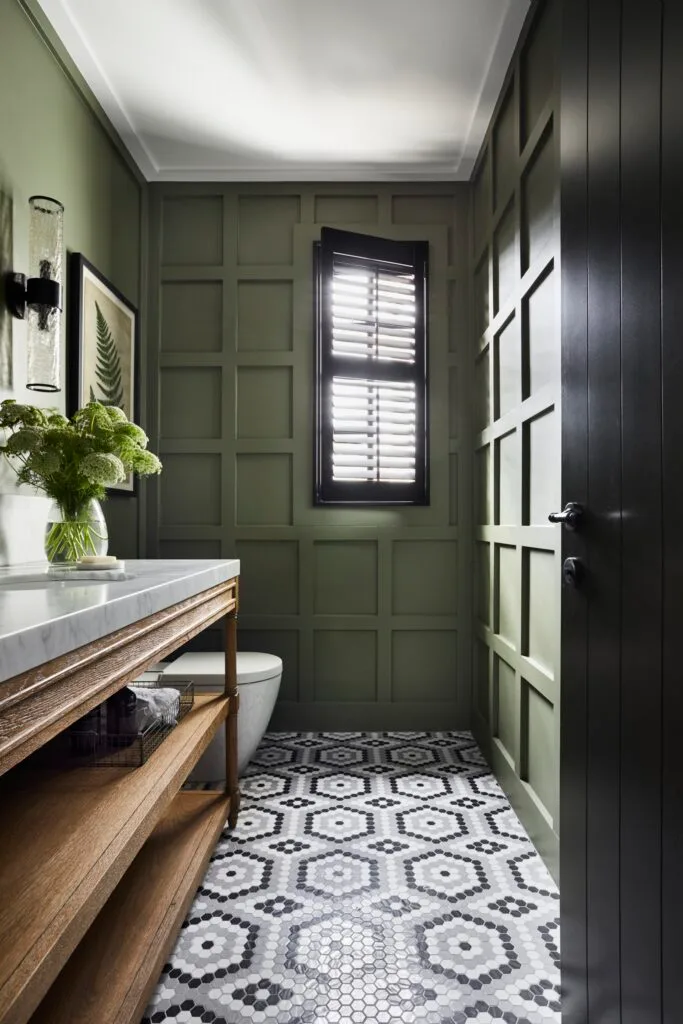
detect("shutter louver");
top-left (316, 228), bottom-right (429, 505)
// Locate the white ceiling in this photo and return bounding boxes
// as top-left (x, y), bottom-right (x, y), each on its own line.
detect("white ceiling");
top-left (38, 0), bottom-right (530, 182)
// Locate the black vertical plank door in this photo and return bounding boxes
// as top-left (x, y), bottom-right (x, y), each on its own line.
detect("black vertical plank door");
top-left (560, 0), bottom-right (681, 1021)
top-left (618, 5), bottom-right (663, 1022)
top-left (585, 3), bottom-right (622, 1021)
top-left (558, 1), bottom-right (589, 1020)
top-left (661, 3), bottom-right (683, 1021)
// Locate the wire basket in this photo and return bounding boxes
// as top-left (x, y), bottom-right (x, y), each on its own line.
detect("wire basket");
top-left (67, 677), bottom-right (194, 768)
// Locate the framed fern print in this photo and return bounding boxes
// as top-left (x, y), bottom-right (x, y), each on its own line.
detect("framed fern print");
top-left (68, 254), bottom-right (138, 493)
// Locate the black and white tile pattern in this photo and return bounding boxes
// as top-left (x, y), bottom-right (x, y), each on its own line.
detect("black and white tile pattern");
top-left (144, 733), bottom-right (560, 1024)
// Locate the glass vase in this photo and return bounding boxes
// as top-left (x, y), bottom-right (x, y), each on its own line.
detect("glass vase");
top-left (44, 499), bottom-right (108, 565)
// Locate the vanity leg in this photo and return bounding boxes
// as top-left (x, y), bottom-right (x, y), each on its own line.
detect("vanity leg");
top-left (225, 606), bottom-right (240, 827)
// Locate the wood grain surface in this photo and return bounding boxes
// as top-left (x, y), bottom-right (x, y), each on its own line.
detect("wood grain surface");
top-left (29, 791), bottom-right (230, 1024)
top-left (0, 696), bottom-right (229, 1024)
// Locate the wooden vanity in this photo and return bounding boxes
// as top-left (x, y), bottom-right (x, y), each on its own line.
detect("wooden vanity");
top-left (0, 560), bottom-right (240, 1024)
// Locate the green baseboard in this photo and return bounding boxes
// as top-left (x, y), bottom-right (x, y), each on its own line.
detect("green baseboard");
top-left (472, 711), bottom-right (559, 885)
top-left (269, 701), bottom-right (466, 732)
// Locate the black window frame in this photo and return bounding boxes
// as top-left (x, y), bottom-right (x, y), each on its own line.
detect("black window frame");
top-left (314, 228), bottom-right (430, 506)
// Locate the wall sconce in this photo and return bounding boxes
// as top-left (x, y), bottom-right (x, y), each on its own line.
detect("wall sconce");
top-left (6, 195), bottom-right (64, 392)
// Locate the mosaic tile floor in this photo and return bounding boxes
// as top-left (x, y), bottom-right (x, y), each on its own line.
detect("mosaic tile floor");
top-left (144, 732), bottom-right (560, 1024)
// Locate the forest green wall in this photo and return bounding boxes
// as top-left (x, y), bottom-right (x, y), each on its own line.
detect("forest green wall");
top-left (0, 0), bottom-right (145, 558)
top-left (470, 0), bottom-right (561, 878)
top-left (146, 183), bottom-right (471, 729)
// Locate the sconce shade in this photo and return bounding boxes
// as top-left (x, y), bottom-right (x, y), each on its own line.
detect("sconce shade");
top-left (26, 195), bottom-right (63, 392)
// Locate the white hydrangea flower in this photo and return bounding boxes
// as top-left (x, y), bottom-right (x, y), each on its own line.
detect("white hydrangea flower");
top-left (114, 421), bottom-right (148, 448)
top-left (29, 449), bottom-right (61, 475)
top-left (6, 426), bottom-right (43, 453)
top-left (106, 406), bottom-right (128, 424)
top-left (134, 450), bottom-right (162, 474)
top-left (81, 452), bottom-right (126, 484)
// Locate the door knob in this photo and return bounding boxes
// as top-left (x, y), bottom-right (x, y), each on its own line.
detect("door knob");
top-left (563, 556), bottom-right (584, 587)
top-left (548, 502), bottom-right (584, 530)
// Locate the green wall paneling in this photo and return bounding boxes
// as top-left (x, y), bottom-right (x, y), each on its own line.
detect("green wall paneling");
top-left (161, 281), bottom-right (223, 352)
top-left (0, 0), bottom-right (146, 560)
top-left (469, 0), bottom-right (561, 880)
top-left (146, 182), bottom-right (472, 730)
top-left (162, 196), bottom-right (223, 266)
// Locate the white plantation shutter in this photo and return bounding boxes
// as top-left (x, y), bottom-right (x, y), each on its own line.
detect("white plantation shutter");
top-left (331, 262), bottom-right (417, 363)
top-left (315, 229), bottom-right (429, 505)
top-left (331, 378), bottom-right (417, 482)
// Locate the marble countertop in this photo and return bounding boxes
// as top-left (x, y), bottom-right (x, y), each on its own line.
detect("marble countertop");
top-left (0, 559), bottom-right (240, 683)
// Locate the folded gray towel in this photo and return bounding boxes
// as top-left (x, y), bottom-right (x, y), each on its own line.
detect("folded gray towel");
top-left (128, 685), bottom-right (180, 730)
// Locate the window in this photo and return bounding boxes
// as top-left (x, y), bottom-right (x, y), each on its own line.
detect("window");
top-left (314, 228), bottom-right (429, 505)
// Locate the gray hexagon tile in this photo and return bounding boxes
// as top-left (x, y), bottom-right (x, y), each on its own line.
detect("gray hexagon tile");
top-left (144, 732), bottom-right (560, 1023)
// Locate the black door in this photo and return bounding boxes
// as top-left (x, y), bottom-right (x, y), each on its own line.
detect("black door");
top-left (560, 2), bottom-right (683, 1022)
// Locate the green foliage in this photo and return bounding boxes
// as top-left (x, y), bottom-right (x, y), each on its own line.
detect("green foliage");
top-left (0, 399), bottom-right (162, 518)
top-left (93, 302), bottom-right (124, 408)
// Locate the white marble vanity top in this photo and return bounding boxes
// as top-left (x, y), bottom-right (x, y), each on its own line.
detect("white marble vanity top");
top-left (0, 559), bottom-right (240, 683)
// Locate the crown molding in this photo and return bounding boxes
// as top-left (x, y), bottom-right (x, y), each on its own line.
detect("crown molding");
top-left (456, 0), bottom-right (531, 176)
top-left (151, 165), bottom-right (463, 183)
top-left (35, 0), bottom-right (158, 179)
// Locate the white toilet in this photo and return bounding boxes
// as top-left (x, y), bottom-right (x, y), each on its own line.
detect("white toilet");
top-left (162, 651), bottom-right (282, 779)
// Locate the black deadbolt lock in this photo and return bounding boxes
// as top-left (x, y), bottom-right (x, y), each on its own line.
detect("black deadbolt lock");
top-left (563, 557), bottom-right (584, 587)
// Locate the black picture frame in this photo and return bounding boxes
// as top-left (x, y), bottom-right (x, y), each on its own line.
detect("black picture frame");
top-left (68, 253), bottom-right (139, 495)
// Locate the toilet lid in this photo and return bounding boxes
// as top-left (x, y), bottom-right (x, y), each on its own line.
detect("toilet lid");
top-left (237, 651), bottom-right (282, 685)
top-left (162, 650), bottom-right (282, 686)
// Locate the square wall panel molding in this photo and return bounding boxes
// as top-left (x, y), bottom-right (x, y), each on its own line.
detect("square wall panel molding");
top-left (314, 542), bottom-right (378, 616)
top-left (314, 631), bottom-right (378, 702)
top-left (162, 196), bottom-right (223, 265)
top-left (392, 630), bottom-right (458, 703)
top-left (235, 541), bottom-right (300, 617)
top-left (149, 183), bottom-right (471, 731)
top-left (392, 541), bottom-right (458, 617)
top-left (161, 367), bottom-right (222, 439)
top-left (237, 195), bottom-right (301, 265)
top-left (161, 282), bottom-right (223, 352)
top-left (236, 454), bottom-right (293, 526)
top-left (237, 281), bottom-right (293, 352)
top-left (237, 367), bottom-right (293, 440)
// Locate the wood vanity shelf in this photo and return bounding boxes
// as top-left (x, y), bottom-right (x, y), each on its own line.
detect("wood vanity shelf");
top-left (0, 560), bottom-right (240, 1024)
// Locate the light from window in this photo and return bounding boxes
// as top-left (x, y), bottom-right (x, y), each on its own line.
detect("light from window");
top-left (331, 378), bottom-right (417, 483)
top-left (315, 228), bottom-right (429, 505)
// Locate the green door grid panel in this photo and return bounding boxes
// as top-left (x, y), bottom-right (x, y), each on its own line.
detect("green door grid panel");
top-left (471, 0), bottom-right (562, 881)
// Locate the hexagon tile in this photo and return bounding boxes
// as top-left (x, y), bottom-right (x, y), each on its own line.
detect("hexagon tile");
top-left (144, 733), bottom-right (560, 1024)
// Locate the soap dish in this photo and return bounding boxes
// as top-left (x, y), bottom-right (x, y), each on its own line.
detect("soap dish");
top-left (76, 557), bottom-right (126, 570)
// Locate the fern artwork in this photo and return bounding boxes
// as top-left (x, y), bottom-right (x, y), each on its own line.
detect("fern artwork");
top-left (91, 302), bottom-right (124, 408)
top-left (71, 254), bottom-right (138, 491)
